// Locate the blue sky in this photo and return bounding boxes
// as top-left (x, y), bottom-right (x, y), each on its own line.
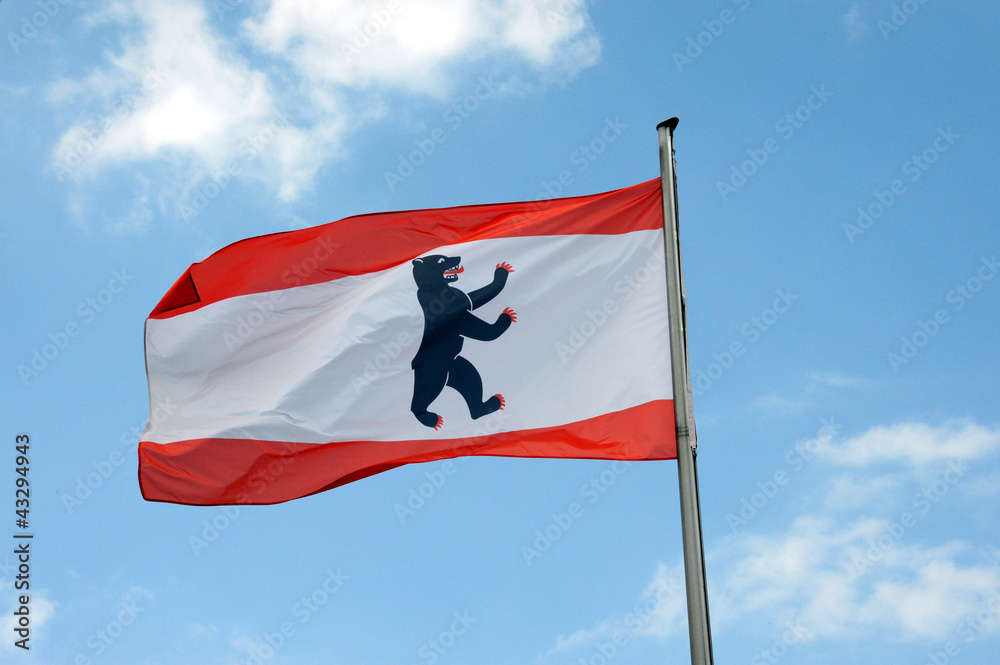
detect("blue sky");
top-left (2, 1), bottom-right (1000, 664)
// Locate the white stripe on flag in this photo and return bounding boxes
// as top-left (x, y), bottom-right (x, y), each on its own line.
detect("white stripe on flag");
top-left (143, 230), bottom-right (672, 445)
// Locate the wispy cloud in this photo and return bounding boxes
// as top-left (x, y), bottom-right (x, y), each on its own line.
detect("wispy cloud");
top-left (714, 518), bottom-right (1000, 641)
top-left (0, 585), bottom-right (56, 654)
top-left (816, 420), bottom-right (1000, 467)
top-left (244, 0), bottom-right (600, 94)
top-left (541, 418), bottom-right (1000, 659)
top-left (843, 4), bottom-right (869, 43)
top-left (962, 471), bottom-right (1000, 498)
top-left (542, 561), bottom-right (686, 662)
top-left (822, 472), bottom-right (901, 511)
top-left (748, 393), bottom-right (811, 415)
top-left (187, 622), bottom-right (219, 636)
top-left (747, 372), bottom-right (868, 417)
top-left (807, 371), bottom-right (867, 389)
top-left (50, 0), bottom-right (333, 205)
top-left (46, 0), bottom-right (601, 229)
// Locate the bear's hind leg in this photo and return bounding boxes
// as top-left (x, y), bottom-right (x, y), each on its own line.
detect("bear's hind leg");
top-left (447, 356), bottom-right (505, 419)
top-left (411, 365), bottom-right (447, 429)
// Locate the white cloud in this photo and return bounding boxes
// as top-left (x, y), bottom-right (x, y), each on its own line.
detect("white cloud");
top-left (633, 561), bottom-right (688, 637)
top-left (816, 420), bottom-right (1000, 467)
top-left (551, 517), bottom-right (1000, 657)
top-left (492, 0), bottom-right (601, 76)
top-left (1, 585), bottom-right (56, 654)
top-left (187, 622), bottom-right (219, 635)
top-left (546, 619), bottom-right (617, 656)
top-left (715, 516), bottom-right (1000, 641)
top-left (746, 373), bottom-right (868, 418)
top-left (843, 4), bottom-right (869, 42)
top-left (243, 0), bottom-right (600, 95)
top-left (822, 472), bottom-right (901, 511)
top-left (245, 0), bottom-right (488, 94)
top-left (542, 561), bottom-right (685, 661)
top-left (963, 471), bottom-right (1000, 498)
top-left (748, 393), bottom-right (811, 415)
top-left (541, 418), bottom-right (1000, 660)
top-left (873, 556), bottom-right (1000, 639)
top-left (807, 371), bottom-right (867, 389)
top-left (50, 0), bottom-right (336, 209)
top-left (47, 0), bottom-right (600, 226)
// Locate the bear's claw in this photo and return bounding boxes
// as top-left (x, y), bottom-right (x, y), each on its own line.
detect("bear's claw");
top-left (497, 261), bottom-right (514, 273)
top-left (503, 307), bottom-right (517, 323)
top-left (415, 410), bottom-right (442, 429)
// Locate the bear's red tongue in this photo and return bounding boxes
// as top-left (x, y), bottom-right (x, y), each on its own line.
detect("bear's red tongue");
top-left (443, 266), bottom-right (464, 276)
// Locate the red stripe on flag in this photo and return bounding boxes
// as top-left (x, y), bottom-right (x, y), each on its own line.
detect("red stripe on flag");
top-left (138, 400), bottom-right (676, 505)
top-left (149, 179), bottom-right (663, 319)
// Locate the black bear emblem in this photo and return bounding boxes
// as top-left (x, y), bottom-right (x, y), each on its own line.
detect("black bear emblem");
top-left (410, 255), bottom-right (517, 430)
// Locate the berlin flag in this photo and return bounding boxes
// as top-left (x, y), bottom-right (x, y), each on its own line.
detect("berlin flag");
top-left (139, 179), bottom-right (679, 505)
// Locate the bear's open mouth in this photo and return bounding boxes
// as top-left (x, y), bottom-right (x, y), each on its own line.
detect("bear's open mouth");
top-left (443, 265), bottom-right (464, 280)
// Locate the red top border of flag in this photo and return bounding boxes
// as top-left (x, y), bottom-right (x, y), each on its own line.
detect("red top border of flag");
top-left (150, 179), bottom-right (664, 319)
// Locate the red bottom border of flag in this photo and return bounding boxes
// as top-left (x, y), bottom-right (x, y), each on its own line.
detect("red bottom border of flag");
top-left (138, 400), bottom-right (677, 505)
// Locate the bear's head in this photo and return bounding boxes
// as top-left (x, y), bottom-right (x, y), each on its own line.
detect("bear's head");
top-left (412, 255), bottom-right (464, 288)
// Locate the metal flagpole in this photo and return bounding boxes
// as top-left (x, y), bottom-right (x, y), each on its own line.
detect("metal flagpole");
top-left (657, 118), bottom-right (715, 665)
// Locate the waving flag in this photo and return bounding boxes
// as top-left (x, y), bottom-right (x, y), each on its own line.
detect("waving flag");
top-left (139, 179), bottom-right (677, 505)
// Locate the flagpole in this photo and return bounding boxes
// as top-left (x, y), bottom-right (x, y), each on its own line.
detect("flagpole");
top-left (657, 118), bottom-right (715, 665)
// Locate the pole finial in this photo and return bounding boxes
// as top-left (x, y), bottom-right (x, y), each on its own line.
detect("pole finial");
top-left (657, 117), bottom-right (680, 132)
